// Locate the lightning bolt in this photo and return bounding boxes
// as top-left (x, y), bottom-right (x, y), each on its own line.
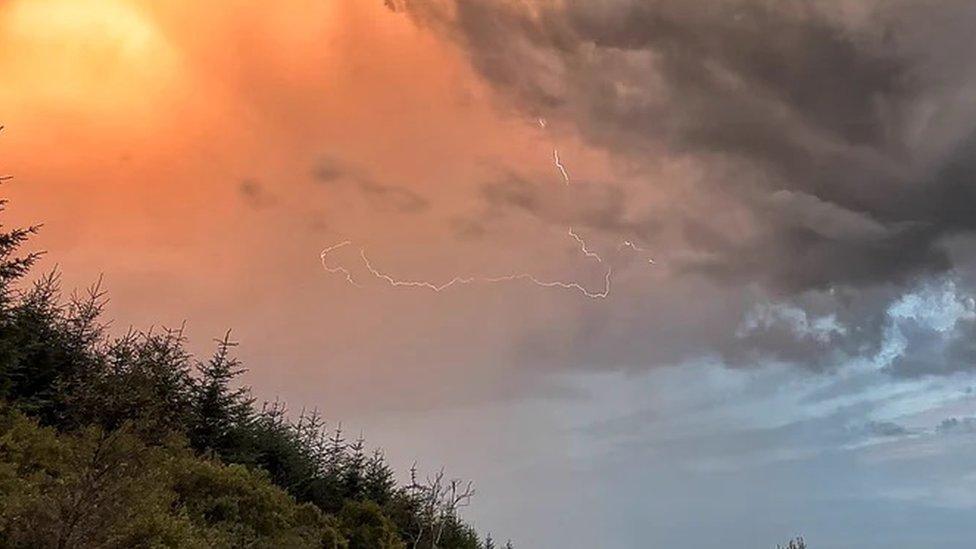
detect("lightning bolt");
top-left (319, 241), bottom-right (361, 287)
top-left (318, 115), bottom-right (655, 299)
top-left (569, 227), bottom-right (602, 263)
top-left (319, 233), bottom-right (612, 299)
top-left (553, 149), bottom-right (570, 184)
top-left (359, 247), bottom-right (611, 298)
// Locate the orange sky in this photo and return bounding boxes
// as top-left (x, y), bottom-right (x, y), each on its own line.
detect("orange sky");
top-left (0, 0), bottom-right (646, 413)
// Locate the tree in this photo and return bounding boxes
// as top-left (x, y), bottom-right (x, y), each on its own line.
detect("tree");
top-left (0, 410), bottom-right (196, 547)
top-left (74, 326), bottom-right (196, 440)
top-left (403, 464), bottom-right (476, 549)
top-left (777, 537), bottom-right (806, 549)
top-left (363, 449), bottom-right (396, 506)
top-left (338, 500), bottom-right (404, 549)
top-left (188, 331), bottom-right (253, 459)
top-left (0, 408), bottom-right (348, 548)
top-left (342, 434), bottom-right (367, 500)
top-left (172, 454), bottom-right (341, 548)
top-left (0, 185), bottom-right (507, 548)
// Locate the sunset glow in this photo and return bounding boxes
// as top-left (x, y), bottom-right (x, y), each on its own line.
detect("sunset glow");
top-left (5, 2), bottom-right (976, 547)
top-left (1, 0), bottom-right (179, 118)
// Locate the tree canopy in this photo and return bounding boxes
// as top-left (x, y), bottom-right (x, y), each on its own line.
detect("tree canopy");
top-left (0, 189), bottom-right (494, 548)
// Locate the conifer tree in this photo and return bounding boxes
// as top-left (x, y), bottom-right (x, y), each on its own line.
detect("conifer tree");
top-left (363, 449), bottom-right (396, 505)
top-left (325, 423), bottom-right (346, 476)
top-left (343, 434), bottom-right (367, 500)
top-left (189, 331), bottom-right (253, 457)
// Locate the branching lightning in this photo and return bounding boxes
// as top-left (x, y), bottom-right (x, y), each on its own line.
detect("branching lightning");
top-left (319, 241), bottom-right (361, 287)
top-left (319, 115), bottom-right (654, 299)
top-left (569, 227), bottom-right (602, 263)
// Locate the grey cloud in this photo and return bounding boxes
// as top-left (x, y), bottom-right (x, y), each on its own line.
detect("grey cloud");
top-left (863, 420), bottom-right (910, 438)
top-left (358, 179), bottom-right (430, 213)
top-left (449, 216), bottom-right (488, 240)
top-left (394, 1), bottom-right (976, 380)
top-left (885, 316), bottom-right (976, 378)
top-left (404, 0), bottom-right (976, 293)
top-left (479, 174), bottom-right (658, 241)
top-left (238, 178), bottom-right (277, 209)
top-left (937, 416), bottom-right (976, 435)
top-left (311, 156), bottom-right (429, 213)
top-left (310, 157), bottom-right (349, 184)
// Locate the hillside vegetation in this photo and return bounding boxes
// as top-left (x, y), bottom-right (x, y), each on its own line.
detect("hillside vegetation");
top-left (0, 195), bottom-right (503, 548)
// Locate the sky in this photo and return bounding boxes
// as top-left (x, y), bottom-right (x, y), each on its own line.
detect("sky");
top-left (4, 0), bottom-right (976, 546)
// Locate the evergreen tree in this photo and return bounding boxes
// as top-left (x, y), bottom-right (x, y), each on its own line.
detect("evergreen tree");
top-left (0, 189), bottom-right (511, 547)
top-left (343, 434), bottom-right (367, 500)
top-left (188, 331), bottom-right (253, 458)
top-left (363, 449), bottom-right (396, 506)
top-left (326, 423), bottom-right (346, 475)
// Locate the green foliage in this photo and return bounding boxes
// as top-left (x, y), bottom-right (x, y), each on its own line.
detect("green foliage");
top-left (172, 456), bottom-right (339, 548)
top-left (0, 194), bottom-right (501, 547)
top-left (338, 500), bottom-right (405, 549)
top-left (0, 273), bottom-right (102, 427)
top-left (0, 409), bottom-right (193, 547)
top-left (430, 515), bottom-right (481, 549)
top-left (187, 331), bottom-right (254, 460)
top-left (0, 408), bottom-right (348, 548)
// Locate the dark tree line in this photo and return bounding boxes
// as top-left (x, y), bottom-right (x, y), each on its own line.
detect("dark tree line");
top-left (0, 182), bottom-right (509, 547)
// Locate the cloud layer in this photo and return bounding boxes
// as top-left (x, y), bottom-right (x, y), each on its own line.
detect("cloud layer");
top-left (400, 0), bottom-right (976, 377)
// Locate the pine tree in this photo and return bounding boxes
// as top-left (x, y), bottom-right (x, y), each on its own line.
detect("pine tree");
top-left (363, 449), bottom-right (396, 505)
top-left (0, 179), bottom-right (499, 547)
top-left (342, 434), bottom-right (367, 500)
top-left (295, 407), bottom-right (329, 470)
top-left (483, 533), bottom-right (495, 549)
top-left (189, 331), bottom-right (253, 457)
top-left (325, 423), bottom-right (346, 476)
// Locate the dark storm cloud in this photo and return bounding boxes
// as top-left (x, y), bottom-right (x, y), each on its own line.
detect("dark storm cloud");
top-left (404, 0), bottom-right (976, 293)
top-left (393, 0), bottom-right (976, 378)
top-left (479, 174), bottom-right (659, 240)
